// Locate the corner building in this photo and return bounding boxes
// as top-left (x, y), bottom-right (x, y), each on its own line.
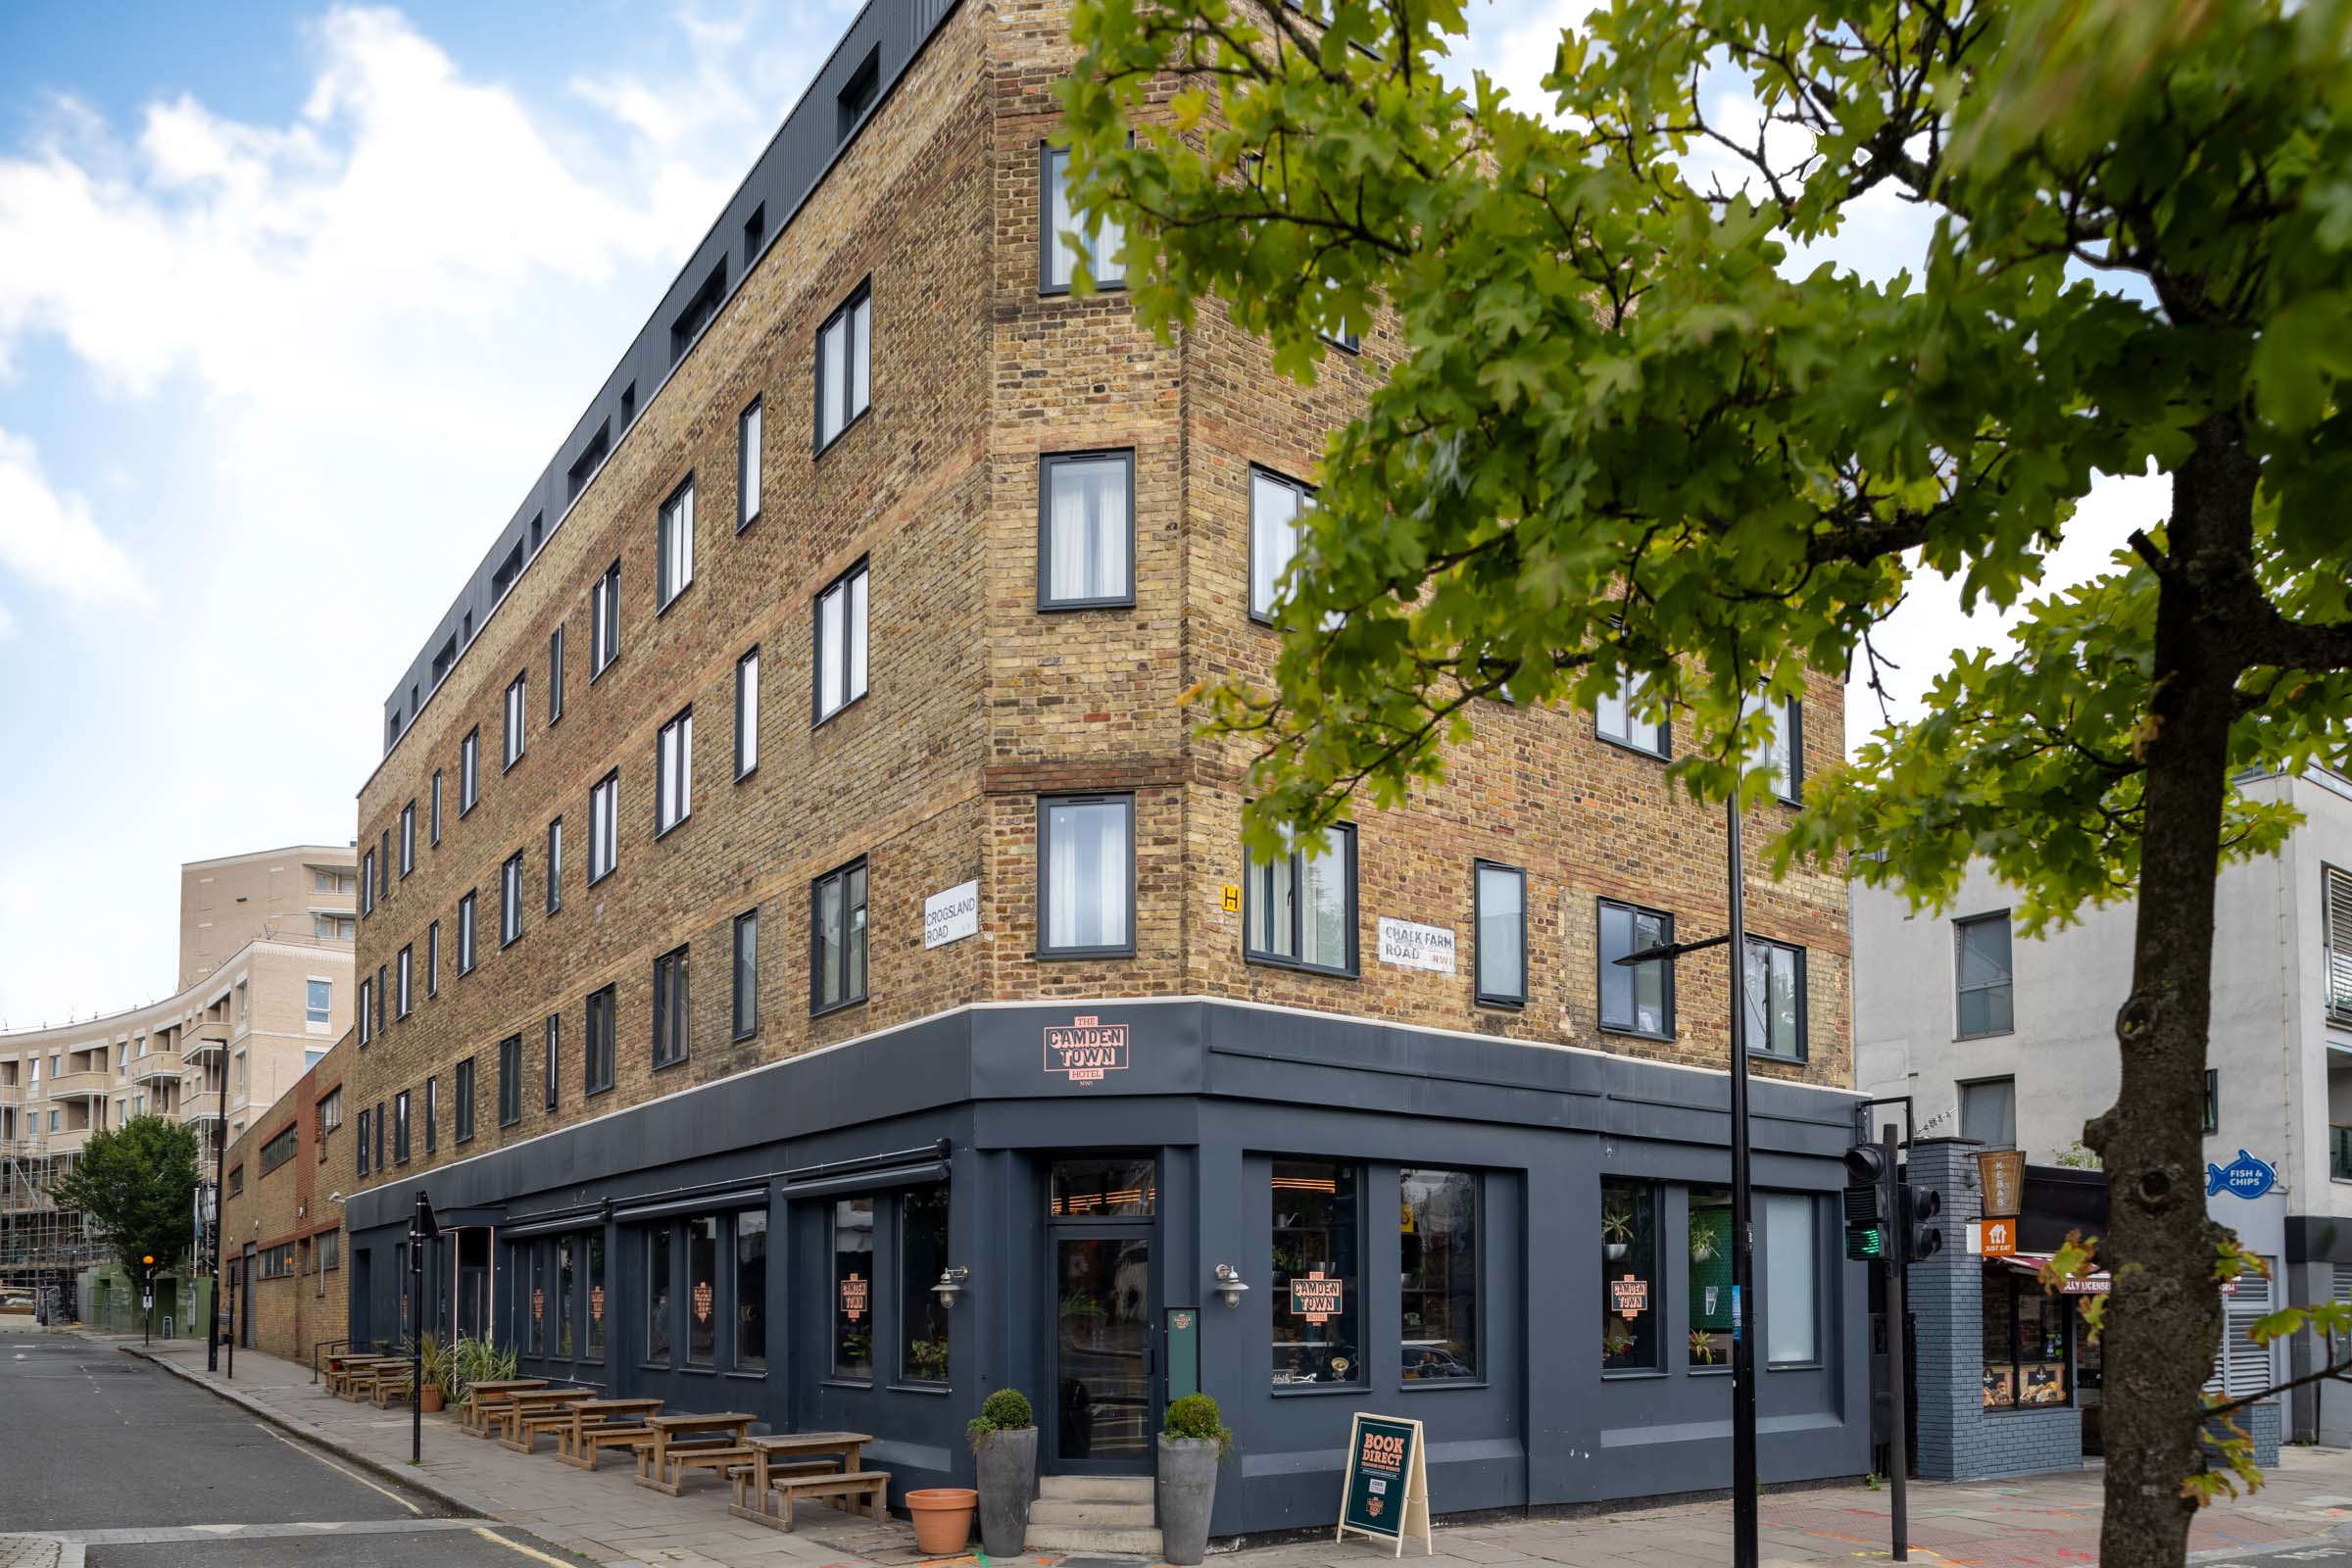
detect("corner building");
top-left (344, 0), bottom-right (1865, 1536)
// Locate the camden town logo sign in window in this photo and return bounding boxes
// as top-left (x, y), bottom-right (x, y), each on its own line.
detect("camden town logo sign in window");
top-left (1044, 1015), bottom-right (1130, 1083)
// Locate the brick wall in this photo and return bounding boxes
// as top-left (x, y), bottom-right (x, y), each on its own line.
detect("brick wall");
top-left (340, 0), bottom-right (1852, 1207)
top-left (220, 1033), bottom-right (352, 1363)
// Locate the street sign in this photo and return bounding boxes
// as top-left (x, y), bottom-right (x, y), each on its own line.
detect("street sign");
top-left (1336, 1413), bottom-right (1433, 1557)
top-left (1977, 1150), bottom-right (2025, 1218)
top-left (1980, 1217), bottom-right (2017, 1257)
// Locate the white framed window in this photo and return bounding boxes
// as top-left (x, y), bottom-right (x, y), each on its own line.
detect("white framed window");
top-left (814, 563), bottom-right (869, 722)
top-left (815, 282), bottom-right (871, 451)
top-left (1041, 142), bottom-right (1124, 293)
top-left (501, 851), bottom-right (524, 946)
top-left (1245, 824), bottom-right (1356, 976)
top-left (1039, 451), bottom-right (1133, 609)
top-left (1596, 672), bottom-right (1670, 758)
top-left (504, 672), bottom-right (527, 768)
top-left (736, 648), bottom-right (760, 776)
top-left (1039, 795), bottom-right (1133, 957)
top-left (658, 478), bottom-right (695, 610)
top-left (1249, 466), bottom-right (1311, 622)
top-left (657, 709), bottom-right (693, 834)
top-left (305, 980), bottom-right (331, 1025)
top-left (461, 727), bottom-right (480, 813)
top-left (738, 400), bottom-right (762, 529)
top-left (458, 890), bottom-right (478, 975)
top-left (591, 560), bottom-right (620, 676)
top-left (589, 771), bottom-right (619, 884)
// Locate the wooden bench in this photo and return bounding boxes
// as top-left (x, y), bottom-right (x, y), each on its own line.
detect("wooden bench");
top-left (369, 1369), bottom-right (416, 1409)
top-left (758, 1470), bottom-right (892, 1532)
top-left (497, 1392), bottom-right (597, 1453)
top-left (347, 1363), bottom-right (402, 1403)
top-left (728, 1458), bottom-right (841, 1510)
top-left (559, 1423), bottom-right (658, 1472)
top-left (324, 1356), bottom-right (390, 1397)
top-left (639, 1437), bottom-right (752, 1495)
top-left (461, 1380), bottom-right (551, 1438)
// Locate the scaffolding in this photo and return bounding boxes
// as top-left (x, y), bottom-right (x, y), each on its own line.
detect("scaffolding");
top-left (1, 1131), bottom-right (104, 1308)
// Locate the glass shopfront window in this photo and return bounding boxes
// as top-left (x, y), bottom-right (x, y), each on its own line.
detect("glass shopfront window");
top-left (1052, 1157), bottom-right (1157, 1218)
top-left (901, 1186), bottom-right (952, 1384)
top-left (1399, 1169), bottom-right (1479, 1381)
top-left (1271, 1159), bottom-right (1361, 1386)
top-left (736, 1211), bottom-right (767, 1373)
top-left (646, 1227), bottom-right (671, 1365)
top-left (1762, 1193), bottom-right (1819, 1365)
top-left (529, 1245), bottom-right (547, 1354)
top-left (1687, 1187), bottom-right (1733, 1367)
top-left (556, 1236), bottom-right (575, 1358)
top-left (1600, 1178), bottom-right (1661, 1373)
top-left (832, 1197), bottom-right (874, 1381)
top-left (1984, 1267), bottom-right (2073, 1407)
top-left (687, 1216), bottom-right (719, 1367)
top-left (586, 1230), bottom-right (607, 1360)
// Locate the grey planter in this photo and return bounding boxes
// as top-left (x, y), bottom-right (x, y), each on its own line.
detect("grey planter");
top-left (1156, 1434), bottom-right (1220, 1566)
top-left (975, 1425), bottom-right (1037, 1557)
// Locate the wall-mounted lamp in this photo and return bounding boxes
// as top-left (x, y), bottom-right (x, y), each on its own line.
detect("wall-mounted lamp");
top-left (1213, 1263), bottom-right (1250, 1308)
top-left (933, 1266), bottom-right (970, 1309)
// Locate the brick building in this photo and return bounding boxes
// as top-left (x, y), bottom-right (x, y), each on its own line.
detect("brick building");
top-left (337, 0), bottom-right (1863, 1540)
top-left (218, 1033), bottom-right (353, 1365)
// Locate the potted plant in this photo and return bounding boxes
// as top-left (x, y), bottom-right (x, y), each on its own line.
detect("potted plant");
top-left (416, 1331), bottom-right (450, 1412)
top-left (1157, 1394), bottom-right (1231, 1567)
top-left (905, 1486), bottom-right (978, 1556)
top-left (1601, 1321), bottom-right (1637, 1362)
top-left (967, 1388), bottom-right (1037, 1556)
top-left (1688, 1329), bottom-right (1721, 1366)
top-left (1601, 1200), bottom-right (1636, 1261)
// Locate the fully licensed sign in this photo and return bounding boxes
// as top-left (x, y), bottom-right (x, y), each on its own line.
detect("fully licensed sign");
top-left (1336, 1413), bottom-right (1433, 1556)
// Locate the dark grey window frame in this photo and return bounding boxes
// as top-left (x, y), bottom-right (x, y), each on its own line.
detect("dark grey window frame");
top-left (504, 671), bottom-right (527, 770)
top-left (585, 985), bottom-right (616, 1097)
top-left (812, 279), bottom-right (872, 456)
top-left (396, 944), bottom-right (414, 1018)
top-left (1473, 859), bottom-right (1528, 1008)
top-left (655, 707), bottom-right (693, 837)
top-left (393, 1090), bottom-right (411, 1164)
top-left (399, 802), bottom-right (416, 876)
top-left (591, 560), bottom-right (621, 679)
top-left (1244, 822), bottom-right (1359, 978)
top-left (735, 647), bottom-right (760, 779)
top-left (657, 474), bottom-right (696, 612)
top-left (461, 728), bottom-right (480, 815)
top-left (1036, 450), bottom-right (1137, 611)
top-left (498, 1034), bottom-right (522, 1128)
top-left (1037, 793), bottom-right (1137, 959)
top-left (543, 1014), bottom-right (560, 1112)
top-left (501, 851), bottom-right (525, 948)
top-left (454, 1056), bottom-right (476, 1143)
top-left (426, 921), bottom-right (439, 998)
top-left (1596, 898), bottom-right (1676, 1041)
top-left (811, 559), bottom-right (870, 726)
top-left (1742, 935), bottom-right (1809, 1062)
top-left (430, 770), bottom-right (443, 844)
top-left (653, 944), bottom-right (691, 1070)
top-left (1595, 675), bottom-right (1671, 760)
top-left (424, 1075), bottom-right (437, 1154)
top-left (1038, 140), bottom-right (1128, 296)
top-left (738, 397), bottom-right (762, 532)
top-left (732, 908), bottom-right (760, 1040)
top-left (810, 859), bottom-right (869, 1015)
top-left (458, 890), bottom-right (478, 975)
top-left (1248, 465), bottom-right (1314, 625)
top-left (588, 770), bottom-right (619, 886)
top-left (548, 624), bottom-right (564, 724)
top-left (546, 817), bottom-right (563, 914)
top-left (1954, 909), bottom-right (2015, 1040)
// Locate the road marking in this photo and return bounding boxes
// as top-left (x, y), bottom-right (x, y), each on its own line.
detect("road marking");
top-left (254, 1421), bottom-right (422, 1515)
top-left (473, 1525), bottom-right (579, 1565)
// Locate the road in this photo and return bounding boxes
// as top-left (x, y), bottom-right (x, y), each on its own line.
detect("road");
top-left (0, 1335), bottom-right (587, 1566)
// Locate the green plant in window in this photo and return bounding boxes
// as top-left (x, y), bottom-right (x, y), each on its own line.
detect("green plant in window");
top-left (1689, 1329), bottom-right (1721, 1365)
top-left (909, 1338), bottom-right (951, 1382)
top-left (1600, 1321), bottom-right (1637, 1360)
top-left (1689, 1225), bottom-right (1719, 1264)
top-left (1601, 1197), bottom-right (1638, 1258)
top-left (1058, 1291), bottom-right (1105, 1320)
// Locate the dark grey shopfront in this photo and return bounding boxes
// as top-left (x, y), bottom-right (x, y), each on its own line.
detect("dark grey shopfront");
top-left (345, 1000), bottom-right (1869, 1534)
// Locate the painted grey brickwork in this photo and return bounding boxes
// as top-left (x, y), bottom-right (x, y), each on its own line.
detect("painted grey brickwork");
top-left (1905, 1138), bottom-right (2083, 1479)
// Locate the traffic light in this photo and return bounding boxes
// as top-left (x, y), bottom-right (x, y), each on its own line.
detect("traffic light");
top-left (1842, 1144), bottom-right (1890, 1261)
top-left (1901, 1183), bottom-right (1943, 1263)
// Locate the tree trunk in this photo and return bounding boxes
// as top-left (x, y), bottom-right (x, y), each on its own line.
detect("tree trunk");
top-left (2088, 416), bottom-right (2256, 1568)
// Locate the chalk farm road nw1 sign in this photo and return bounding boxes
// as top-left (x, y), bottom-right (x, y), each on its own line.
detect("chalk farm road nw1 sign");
top-left (924, 880), bottom-right (979, 949)
top-left (1376, 918), bottom-right (1456, 975)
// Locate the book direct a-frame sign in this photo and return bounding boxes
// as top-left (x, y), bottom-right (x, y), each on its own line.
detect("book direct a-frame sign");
top-left (1336, 1413), bottom-right (1433, 1556)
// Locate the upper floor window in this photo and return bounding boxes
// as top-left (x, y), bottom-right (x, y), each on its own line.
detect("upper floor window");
top-left (1960, 1075), bottom-right (2016, 1147)
top-left (461, 728), bottom-right (481, 814)
top-left (653, 945), bottom-right (690, 1068)
top-left (399, 803), bottom-right (416, 875)
top-left (735, 649), bottom-right (760, 777)
top-left (814, 563), bottom-right (869, 722)
top-left (1039, 795), bottom-right (1133, 958)
top-left (458, 890), bottom-right (478, 975)
top-left (836, 45), bottom-right (879, 139)
top-left (591, 560), bottom-right (621, 677)
top-left (589, 770), bottom-right (620, 884)
top-left (455, 1056), bottom-right (476, 1142)
top-left (393, 1090), bottom-right (411, 1163)
top-left (656, 709), bottom-right (693, 834)
top-left (2324, 863), bottom-right (2352, 1026)
top-left (812, 861), bottom-right (868, 1013)
top-left (1596, 673), bottom-right (1669, 759)
top-left (548, 625), bottom-right (565, 724)
top-left (379, 832), bottom-right (391, 899)
top-left (426, 920), bottom-right (440, 996)
top-left (585, 984), bottom-right (616, 1096)
top-left (501, 851), bottom-right (525, 946)
top-left (658, 478), bottom-right (696, 610)
top-left (305, 979), bottom-right (331, 1026)
top-left (738, 400), bottom-right (762, 530)
top-left (544, 1014), bottom-right (561, 1112)
top-left (1743, 937), bottom-right (1806, 1059)
top-left (360, 851), bottom-right (375, 916)
top-left (504, 672), bottom-right (527, 769)
top-left (1249, 467), bottom-right (1311, 622)
top-left (1039, 451), bottom-right (1133, 610)
top-left (430, 770), bottom-right (443, 844)
top-left (546, 818), bottom-right (564, 914)
top-left (395, 946), bottom-right (414, 1018)
top-left (1475, 861), bottom-right (1526, 1007)
top-left (815, 282), bottom-right (872, 452)
top-left (1745, 693), bottom-right (1803, 804)
top-left (498, 1034), bottom-right (522, 1127)
top-left (357, 977), bottom-right (373, 1045)
top-left (733, 908), bottom-right (760, 1039)
top-left (424, 1076), bottom-right (437, 1153)
top-left (1597, 899), bottom-right (1673, 1039)
top-left (1954, 911), bottom-right (2014, 1038)
top-left (1245, 823), bottom-right (1357, 976)
top-left (1041, 143), bottom-right (1124, 293)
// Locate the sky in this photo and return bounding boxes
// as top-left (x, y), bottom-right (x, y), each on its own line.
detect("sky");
top-left (0, 1), bottom-right (2154, 1026)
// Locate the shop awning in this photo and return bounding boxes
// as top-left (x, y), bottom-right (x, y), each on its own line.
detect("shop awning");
top-left (1996, 1252), bottom-right (2110, 1295)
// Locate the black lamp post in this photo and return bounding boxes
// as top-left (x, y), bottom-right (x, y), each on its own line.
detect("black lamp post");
top-left (1616, 794), bottom-right (1757, 1568)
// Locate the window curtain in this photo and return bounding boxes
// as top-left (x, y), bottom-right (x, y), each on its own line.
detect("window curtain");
top-left (1049, 800), bottom-right (1127, 949)
top-left (1051, 460), bottom-right (1128, 602)
top-left (1250, 472), bottom-right (1302, 616)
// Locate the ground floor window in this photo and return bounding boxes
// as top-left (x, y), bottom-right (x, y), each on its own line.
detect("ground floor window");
top-left (833, 1197), bottom-right (874, 1381)
top-left (1399, 1168), bottom-right (1479, 1381)
top-left (687, 1216), bottom-right (719, 1367)
top-left (556, 1236), bottom-right (576, 1358)
top-left (1687, 1188), bottom-right (1733, 1366)
top-left (1272, 1158), bottom-right (1361, 1385)
top-left (736, 1211), bottom-right (767, 1373)
top-left (901, 1185), bottom-right (951, 1383)
top-left (1600, 1178), bottom-right (1660, 1373)
top-left (1983, 1266), bottom-right (2072, 1407)
top-left (586, 1230), bottom-right (607, 1361)
top-left (1762, 1192), bottom-right (1820, 1366)
top-left (647, 1227), bottom-right (671, 1365)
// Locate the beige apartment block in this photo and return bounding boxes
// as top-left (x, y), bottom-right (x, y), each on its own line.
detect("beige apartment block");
top-left (2, 846), bottom-right (355, 1303)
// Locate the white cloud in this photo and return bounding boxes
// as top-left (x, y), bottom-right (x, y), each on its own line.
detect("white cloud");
top-left (0, 425), bottom-right (147, 606)
top-left (0, 2), bottom-right (837, 1022)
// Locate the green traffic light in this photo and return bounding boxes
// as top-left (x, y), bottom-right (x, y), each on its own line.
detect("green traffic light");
top-left (1845, 1224), bottom-right (1886, 1260)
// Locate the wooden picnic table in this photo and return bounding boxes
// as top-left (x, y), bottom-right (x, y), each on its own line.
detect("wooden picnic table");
top-left (555, 1398), bottom-right (664, 1465)
top-left (460, 1378), bottom-right (550, 1434)
top-left (635, 1411), bottom-right (757, 1495)
top-left (492, 1386), bottom-right (597, 1449)
top-left (728, 1431), bottom-right (877, 1529)
top-left (324, 1354), bottom-right (394, 1396)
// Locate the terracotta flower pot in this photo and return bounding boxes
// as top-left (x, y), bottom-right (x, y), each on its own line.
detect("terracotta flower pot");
top-left (906, 1488), bottom-right (977, 1556)
top-left (419, 1386), bottom-right (445, 1413)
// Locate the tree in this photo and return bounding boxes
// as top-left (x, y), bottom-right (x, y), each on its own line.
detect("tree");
top-left (50, 1115), bottom-right (201, 1290)
top-left (1057, 0), bottom-right (2352, 1562)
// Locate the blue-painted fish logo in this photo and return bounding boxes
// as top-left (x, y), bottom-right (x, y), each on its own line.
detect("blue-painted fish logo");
top-left (2205, 1149), bottom-right (2277, 1200)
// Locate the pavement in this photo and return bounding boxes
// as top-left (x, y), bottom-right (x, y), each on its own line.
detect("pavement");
top-left (11, 1328), bottom-right (2352, 1567)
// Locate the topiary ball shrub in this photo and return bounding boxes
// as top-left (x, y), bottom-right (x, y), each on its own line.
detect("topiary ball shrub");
top-left (967, 1387), bottom-right (1036, 1450)
top-left (1162, 1393), bottom-right (1232, 1458)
